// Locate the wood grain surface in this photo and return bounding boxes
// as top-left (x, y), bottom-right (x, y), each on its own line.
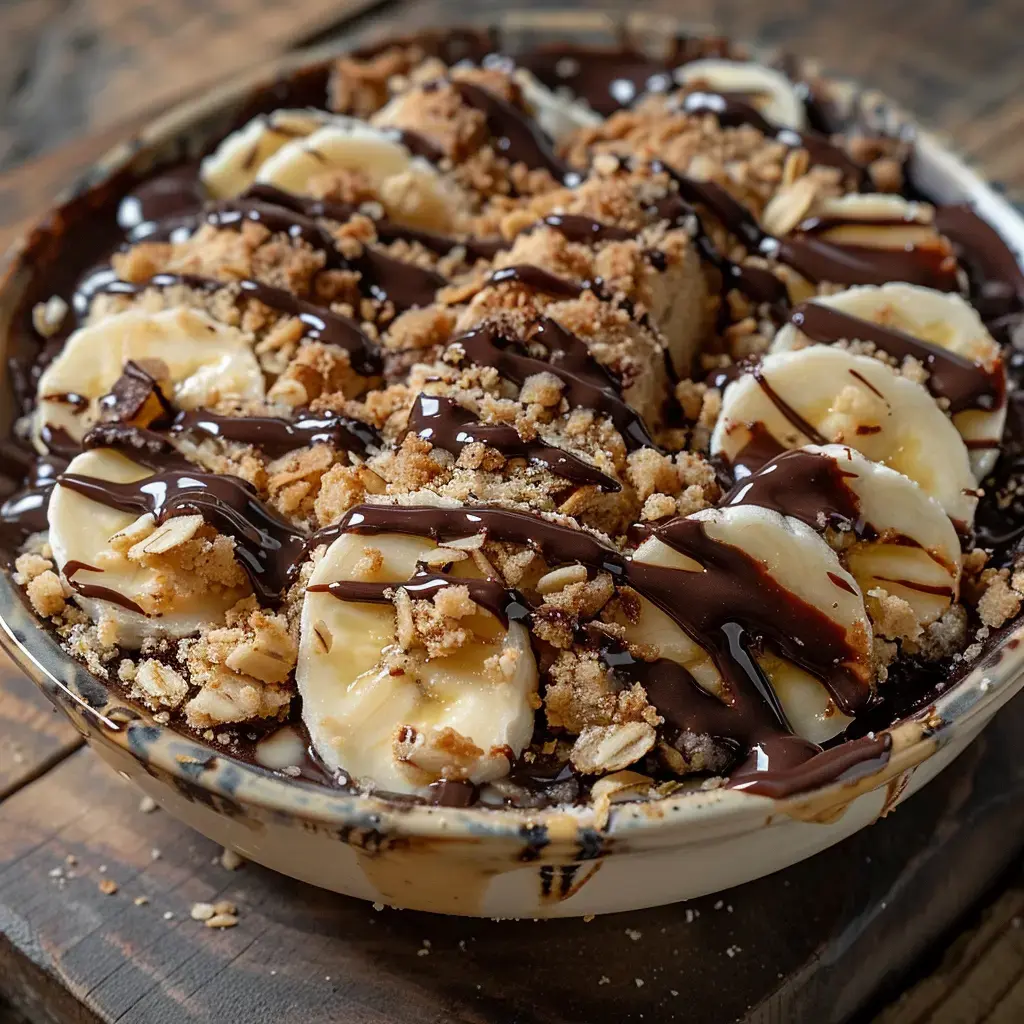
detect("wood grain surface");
top-left (0, 1), bottom-right (1022, 1022)
top-left (2, 698), bottom-right (1024, 1024)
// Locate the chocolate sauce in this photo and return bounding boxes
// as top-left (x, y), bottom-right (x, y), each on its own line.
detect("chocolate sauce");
top-left (724, 447), bottom-right (862, 534)
top-left (172, 409), bottom-right (381, 459)
top-left (406, 393), bottom-right (619, 490)
top-left (309, 567), bottom-right (529, 628)
top-left (138, 189), bottom-right (448, 313)
top-left (452, 80), bottom-right (570, 180)
top-left (241, 184), bottom-right (508, 262)
top-left (540, 214), bottom-right (633, 244)
top-left (486, 264), bottom-right (585, 299)
top-left (517, 37), bottom-right (733, 116)
top-left (56, 462), bottom-right (305, 605)
top-left (117, 165), bottom-right (206, 239)
top-left (62, 559), bottom-right (146, 614)
top-left (325, 502), bottom-right (873, 786)
top-left (791, 301), bottom-right (1003, 414)
top-left (653, 161), bottom-right (958, 292)
top-left (752, 369), bottom-right (829, 445)
top-left (457, 322), bottom-right (657, 451)
top-left (93, 272), bottom-right (383, 378)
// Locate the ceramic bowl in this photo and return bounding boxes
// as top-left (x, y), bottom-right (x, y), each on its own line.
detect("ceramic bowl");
top-left (1, 13), bottom-right (1023, 918)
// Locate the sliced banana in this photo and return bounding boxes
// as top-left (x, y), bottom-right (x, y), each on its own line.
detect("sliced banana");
top-left (628, 505), bottom-right (871, 745)
top-left (255, 119), bottom-right (459, 231)
top-left (298, 530), bottom-right (539, 796)
top-left (773, 283), bottom-right (1006, 477)
top-left (711, 345), bottom-right (978, 527)
top-left (729, 444), bottom-right (961, 635)
top-left (200, 109), bottom-right (333, 199)
top-left (513, 68), bottom-right (602, 140)
top-left (49, 449), bottom-right (249, 646)
top-left (34, 307), bottom-right (264, 452)
top-left (673, 59), bottom-right (807, 129)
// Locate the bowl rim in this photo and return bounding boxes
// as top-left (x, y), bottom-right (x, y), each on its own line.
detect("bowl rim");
top-left (2, 15), bottom-right (1024, 849)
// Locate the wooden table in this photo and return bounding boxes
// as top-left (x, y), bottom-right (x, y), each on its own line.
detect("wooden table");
top-left (1, 2), bottom-right (1024, 1021)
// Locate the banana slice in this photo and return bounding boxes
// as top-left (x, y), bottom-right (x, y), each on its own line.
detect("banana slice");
top-left (255, 120), bottom-right (459, 232)
top-left (513, 68), bottom-right (602, 140)
top-left (49, 449), bottom-right (250, 646)
top-left (773, 283), bottom-right (1006, 478)
top-left (711, 345), bottom-right (978, 527)
top-left (34, 307), bottom-right (264, 452)
top-left (672, 59), bottom-right (807, 129)
top-left (727, 444), bottom-right (961, 635)
top-left (200, 109), bottom-right (333, 199)
top-left (298, 530), bottom-right (539, 796)
top-left (628, 505), bottom-right (871, 744)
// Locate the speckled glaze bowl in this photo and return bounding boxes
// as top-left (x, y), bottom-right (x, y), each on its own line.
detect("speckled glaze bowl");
top-left (2, 13), bottom-right (1023, 918)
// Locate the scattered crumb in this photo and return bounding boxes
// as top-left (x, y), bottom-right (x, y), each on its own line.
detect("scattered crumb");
top-left (139, 795), bottom-right (158, 814)
top-left (98, 879), bottom-right (119, 896)
top-left (220, 847), bottom-right (244, 871)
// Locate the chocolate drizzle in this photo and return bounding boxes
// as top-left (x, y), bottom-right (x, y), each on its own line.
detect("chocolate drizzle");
top-left (62, 559), bottom-right (147, 614)
top-left (456, 321), bottom-right (657, 451)
top-left (406, 393), bottom-right (619, 490)
top-left (309, 568), bottom-right (529, 628)
top-left (791, 301), bottom-right (1004, 414)
top-left (540, 214), bottom-right (634, 244)
top-left (321, 502), bottom-right (874, 786)
top-left (752, 369), bottom-right (829, 445)
top-left (241, 184), bottom-right (507, 262)
top-left (724, 447), bottom-right (863, 534)
top-left (93, 271), bottom-right (383, 377)
top-left (452, 80), bottom-right (570, 180)
top-left (172, 409), bottom-right (381, 459)
top-left (651, 161), bottom-right (958, 293)
top-left (56, 459), bottom-right (305, 606)
top-left (135, 186), bottom-right (448, 312)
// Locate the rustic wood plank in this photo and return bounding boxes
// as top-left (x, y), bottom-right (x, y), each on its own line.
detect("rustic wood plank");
top-left (0, 653), bottom-right (81, 800)
top-left (876, 875), bottom-right (1024, 1024)
top-left (0, 0), bottom-right (391, 173)
top-left (2, 696), bottom-right (1024, 1024)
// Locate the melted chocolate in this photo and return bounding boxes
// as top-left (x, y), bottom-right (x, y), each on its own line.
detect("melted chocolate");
top-left (56, 462), bottom-right (305, 605)
top-left (241, 184), bottom-right (507, 262)
top-left (309, 567), bottom-right (529, 628)
top-left (93, 271), bottom-right (383, 377)
top-left (752, 369), bottom-right (829, 445)
top-left (457, 322), bottom-right (657, 451)
top-left (62, 559), bottom-right (146, 614)
top-left (138, 188), bottom-right (448, 312)
top-left (322, 503), bottom-right (873, 788)
top-left (406, 393), bottom-right (619, 490)
top-left (117, 165), bottom-right (206, 239)
top-left (486, 264), bottom-right (585, 299)
top-left (540, 213), bottom-right (634, 244)
top-left (791, 301), bottom-right (1003, 414)
top-left (172, 409), bottom-right (381, 459)
top-left (724, 447), bottom-right (862, 534)
top-left (653, 161), bottom-right (958, 292)
top-left (517, 37), bottom-right (732, 116)
top-left (452, 80), bottom-right (569, 179)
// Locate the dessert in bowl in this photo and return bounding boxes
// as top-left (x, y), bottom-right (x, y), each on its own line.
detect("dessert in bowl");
top-left (1, 20), bottom-right (1023, 917)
